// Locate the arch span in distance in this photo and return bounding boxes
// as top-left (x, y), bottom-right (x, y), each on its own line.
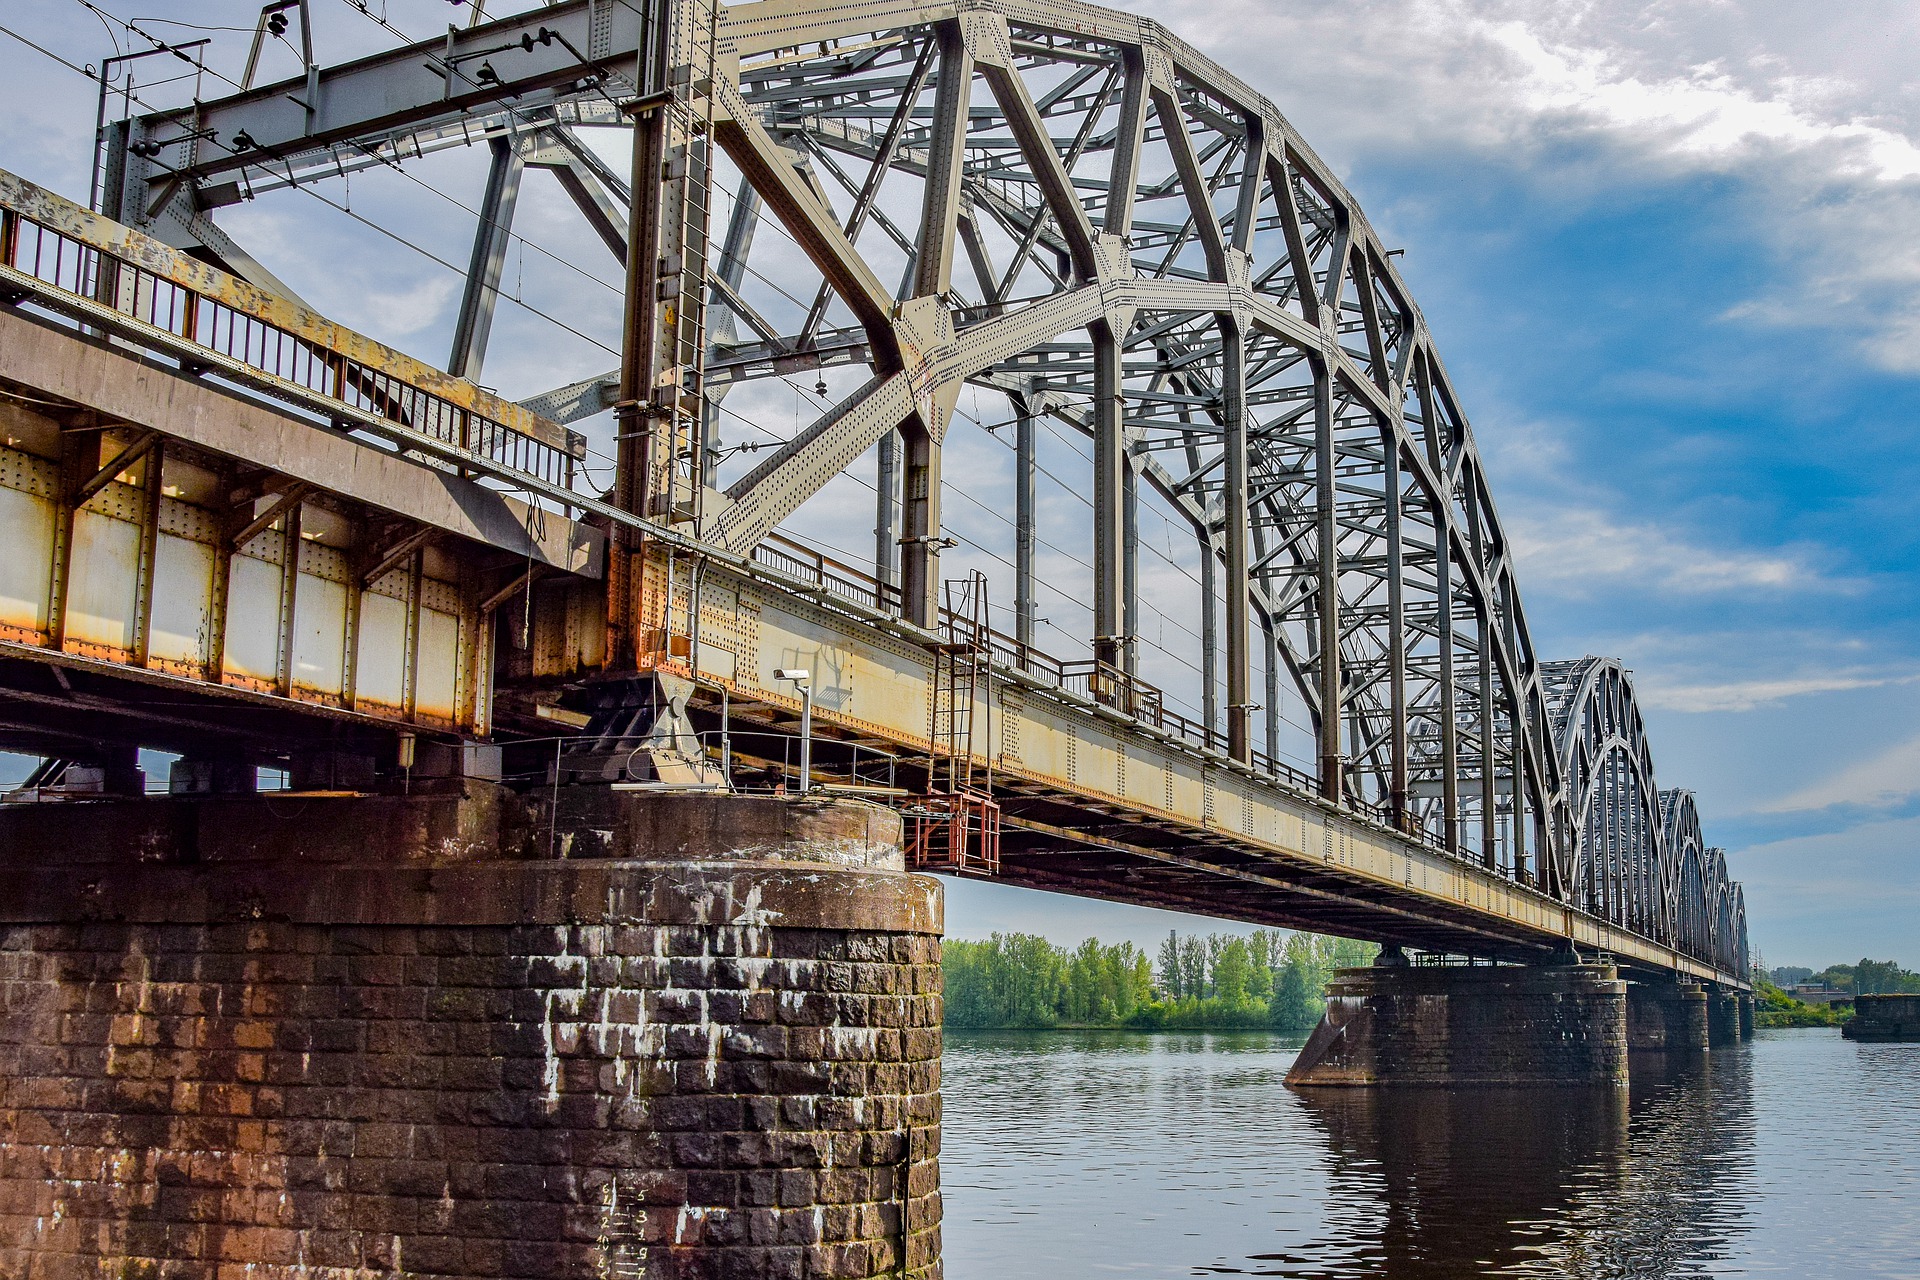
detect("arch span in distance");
top-left (114, 0), bottom-right (1748, 980)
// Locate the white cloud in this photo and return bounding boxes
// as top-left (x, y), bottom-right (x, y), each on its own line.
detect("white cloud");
top-left (1635, 671), bottom-right (1910, 715)
top-left (1761, 733), bottom-right (1920, 814)
top-left (1506, 504), bottom-right (1824, 597)
top-left (1145, 0), bottom-right (1920, 369)
top-left (1482, 20), bottom-right (1920, 179)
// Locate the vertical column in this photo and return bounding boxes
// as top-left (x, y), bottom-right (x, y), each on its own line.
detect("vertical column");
top-left (1091, 320), bottom-right (1128, 683)
top-left (1013, 393), bottom-right (1037, 653)
top-left (274, 499), bottom-right (303, 699)
top-left (130, 438), bottom-right (163, 669)
top-left (1463, 483), bottom-right (1496, 869)
top-left (1499, 581), bottom-right (1530, 881)
top-left (875, 429), bottom-right (901, 607)
top-left (612, 0), bottom-right (714, 666)
top-left (1417, 355), bottom-right (1461, 853)
top-left (1221, 319), bottom-right (1253, 763)
top-left (1264, 616), bottom-right (1282, 764)
top-left (900, 425), bottom-right (942, 631)
top-left (1122, 453), bottom-right (1138, 677)
top-left (1384, 440), bottom-right (1409, 829)
top-left (1199, 539), bottom-right (1218, 737)
top-left (613, 52), bottom-right (669, 669)
top-left (1477, 612), bottom-right (1497, 870)
top-left (900, 20), bottom-right (972, 633)
top-left (1313, 361), bottom-right (1342, 800)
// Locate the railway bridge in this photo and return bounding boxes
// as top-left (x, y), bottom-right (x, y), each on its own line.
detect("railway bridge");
top-left (0, 1), bottom-right (1749, 1275)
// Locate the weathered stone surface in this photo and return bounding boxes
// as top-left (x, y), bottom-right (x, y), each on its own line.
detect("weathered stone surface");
top-left (1286, 963), bottom-right (1629, 1087)
top-left (1706, 991), bottom-right (1741, 1047)
top-left (1626, 981), bottom-right (1710, 1053)
top-left (0, 791), bottom-right (942, 1279)
top-left (1843, 994), bottom-right (1920, 1041)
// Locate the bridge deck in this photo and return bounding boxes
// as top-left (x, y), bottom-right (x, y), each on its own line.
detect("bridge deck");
top-left (0, 168), bottom-right (1743, 989)
top-left (643, 547), bottom-right (1736, 985)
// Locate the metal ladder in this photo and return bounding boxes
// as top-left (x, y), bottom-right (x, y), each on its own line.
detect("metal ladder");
top-left (910, 571), bottom-right (1001, 873)
top-left (655, 0), bottom-right (720, 660)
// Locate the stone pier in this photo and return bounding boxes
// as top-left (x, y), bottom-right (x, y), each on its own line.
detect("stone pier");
top-left (1843, 994), bottom-right (1920, 1041)
top-left (1285, 959), bottom-right (1628, 1087)
top-left (1706, 990), bottom-right (1742, 1047)
top-left (0, 787), bottom-right (942, 1279)
top-left (1625, 981), bottom-right (1710, 1053)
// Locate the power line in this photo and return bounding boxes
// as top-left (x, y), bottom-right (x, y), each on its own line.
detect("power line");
top-left (0, 23), bottom-right (93, 77)
top-left (25, 6), bottom-right (621, 357)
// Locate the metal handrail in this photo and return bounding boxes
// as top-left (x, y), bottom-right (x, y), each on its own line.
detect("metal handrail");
top-left (0, 172), bottom-right (583, 490)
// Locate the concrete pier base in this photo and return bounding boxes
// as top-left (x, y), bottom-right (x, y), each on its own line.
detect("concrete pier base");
top-left (1625, 981), bottom-right (1710, 1053)
top-left (0, 788), bottom-right (943, 1279)
top-left (1285, 962), bottom-right (1628, 1087)
top-left (1738, 995), bottom-right (1755, 1039)
top-left (1706, 990), bottom-right (1742, 1046)
top-left (1843, 994), bottom-right (1920, 1041)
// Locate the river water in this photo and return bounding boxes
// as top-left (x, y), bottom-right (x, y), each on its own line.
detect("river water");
top-left (940, 1028), bottom-right (1920, 1278)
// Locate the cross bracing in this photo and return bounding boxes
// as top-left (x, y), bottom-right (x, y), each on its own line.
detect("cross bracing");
top-left (82, 0), bottom-right (1746, 979)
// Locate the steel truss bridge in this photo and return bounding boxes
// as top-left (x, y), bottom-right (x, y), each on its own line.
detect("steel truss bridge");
top-left (0, 0), bottom-right (1746, 986)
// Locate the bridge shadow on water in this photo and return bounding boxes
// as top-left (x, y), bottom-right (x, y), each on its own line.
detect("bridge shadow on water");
top-left (1275, 1051), bottom-right (1757, 1279)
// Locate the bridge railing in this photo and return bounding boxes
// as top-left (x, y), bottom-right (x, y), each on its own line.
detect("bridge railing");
top-left (749, 530), bottom-right (1334, 798)
top-left (0, 170), bottom-right (584, 491)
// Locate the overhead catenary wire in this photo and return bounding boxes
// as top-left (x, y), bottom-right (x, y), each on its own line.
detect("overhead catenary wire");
top-left (31, 2), bottom-right (623, 358)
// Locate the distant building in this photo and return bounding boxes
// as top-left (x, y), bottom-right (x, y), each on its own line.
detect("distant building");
top-left (1791, 984), bottom-right (1854, 1009)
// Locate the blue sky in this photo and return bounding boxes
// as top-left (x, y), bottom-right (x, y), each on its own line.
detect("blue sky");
top-left (3, 0), bottom-right (1916, 968)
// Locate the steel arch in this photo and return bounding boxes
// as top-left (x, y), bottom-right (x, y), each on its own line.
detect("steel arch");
top-left (113, 0), bottom-right (1748, 977)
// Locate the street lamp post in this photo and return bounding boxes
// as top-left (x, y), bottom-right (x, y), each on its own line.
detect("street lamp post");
top-left (775, 668), bottom-right (813, 794)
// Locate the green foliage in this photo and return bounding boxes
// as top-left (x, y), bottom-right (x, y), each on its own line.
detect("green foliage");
top-left (1269, 954), bottom-right (1319, 1031)
top-left (944, 928), bottom-right (1378, 1031)
top-left (1753, 978), bottom-right (1847, 1028)
top-left (1818, 959), bottom-right (1920, 995)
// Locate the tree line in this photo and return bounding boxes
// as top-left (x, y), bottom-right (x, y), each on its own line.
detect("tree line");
top-left (1767, 960), bottom-right (1920, 995)
top-left (942, 929), bottom-right (1378, 1031)
top-left (1754, 958), bottom-right (1920, 1028)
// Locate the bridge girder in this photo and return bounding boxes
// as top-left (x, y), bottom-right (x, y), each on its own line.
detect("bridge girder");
top-left (31, 0), bottom-right (1748, 981)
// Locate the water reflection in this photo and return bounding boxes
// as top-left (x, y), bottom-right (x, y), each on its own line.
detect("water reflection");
top-left (1283, 1052), bottom-right (1754, 1278)
top-left (941, 1031), bottom-right (1805, 1278)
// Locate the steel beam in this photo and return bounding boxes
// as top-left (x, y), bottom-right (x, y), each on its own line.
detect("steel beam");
top-left (1013, 393), bottom-right (1037, 652)
top-left (1091, 319), bottom-right (1127, 679)
top-left (448, 135), bottom-right (526, 380)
